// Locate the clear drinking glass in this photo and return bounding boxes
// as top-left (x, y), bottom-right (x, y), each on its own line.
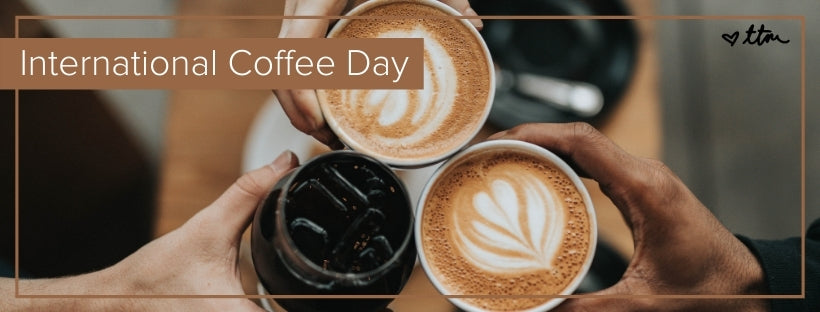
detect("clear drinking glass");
top-left (251, 151), bottom-right (416, 312)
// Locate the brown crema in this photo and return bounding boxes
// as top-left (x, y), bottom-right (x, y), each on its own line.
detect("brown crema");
top-left (318, 1), bottom-right (491, 164)
top-left (421, 149), bottom-right (592, 311)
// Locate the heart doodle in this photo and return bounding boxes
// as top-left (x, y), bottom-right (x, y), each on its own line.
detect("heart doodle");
top-left (722, 31), bottom-right (740, 46)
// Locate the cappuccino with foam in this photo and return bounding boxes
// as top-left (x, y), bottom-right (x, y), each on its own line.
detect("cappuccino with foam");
top-left (317, 0), bottom-right (494, 167)
top-left (416, 140), bottom-right (596, 311)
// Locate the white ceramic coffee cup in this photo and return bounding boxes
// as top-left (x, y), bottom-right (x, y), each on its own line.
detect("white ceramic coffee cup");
top-left (318, 0), bottom-right (495, 168)
top-left (415, 139), bottom-right (598, 312)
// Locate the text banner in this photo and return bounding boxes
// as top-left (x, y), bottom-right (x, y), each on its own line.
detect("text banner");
top-left (0, 38), bottom-right (424, 90)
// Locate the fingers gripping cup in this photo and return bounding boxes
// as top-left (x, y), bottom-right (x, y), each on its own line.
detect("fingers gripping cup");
top-left (416, 140), bottom-right (597, 311)
top-left (317, 0), bottom-right (495, 168)
top-left (251, 151), bottom-right (416, 312)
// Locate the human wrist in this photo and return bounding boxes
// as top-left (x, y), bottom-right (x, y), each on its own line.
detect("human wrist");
top-left (6, 269), bottom-right (128, 312)
top-left (718, 235), bottom-right (770, 312)
top-left (737, 256), bottom-right (770, 312)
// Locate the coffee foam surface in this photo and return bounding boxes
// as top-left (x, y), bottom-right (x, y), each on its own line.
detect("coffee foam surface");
top-left (421, 149), bottom-right (591, 311)
top-left (319, 2), bottom-right (490, 163)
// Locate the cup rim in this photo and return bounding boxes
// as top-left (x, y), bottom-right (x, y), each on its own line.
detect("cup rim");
top-left (414, 139), bottom-right (598, 312)
top-left (318, 0), bottom-right (496, 169)
top-left (272, 150), bottom-right (416, 284)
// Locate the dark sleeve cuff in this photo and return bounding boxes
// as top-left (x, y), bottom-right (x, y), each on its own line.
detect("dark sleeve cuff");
top-left (735, 218), bottom-right (820, 312)
top-left (735, 235), bottom-right (801, 295)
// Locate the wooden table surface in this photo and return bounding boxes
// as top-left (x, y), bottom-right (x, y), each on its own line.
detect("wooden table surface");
top-left (156, 0), bottom-right (659, 310)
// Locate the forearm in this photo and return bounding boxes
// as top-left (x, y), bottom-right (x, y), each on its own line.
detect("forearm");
top-left (1, 267), bottom-right (126, 311)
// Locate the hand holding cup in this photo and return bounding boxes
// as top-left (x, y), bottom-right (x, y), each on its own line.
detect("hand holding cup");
top-left (274, 0), bottom-right (484, 152)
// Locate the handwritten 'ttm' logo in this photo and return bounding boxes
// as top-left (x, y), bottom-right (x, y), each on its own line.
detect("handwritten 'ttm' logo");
top-left (722, 24), bottom-right (790, 47)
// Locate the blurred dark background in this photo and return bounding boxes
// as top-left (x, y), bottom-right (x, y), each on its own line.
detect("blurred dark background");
top-left (658, 0), bottom-right (818, 238)
top-left (1, 0), bottom-right (159, 278)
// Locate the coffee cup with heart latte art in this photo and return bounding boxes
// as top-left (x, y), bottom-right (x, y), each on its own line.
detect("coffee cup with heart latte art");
top-left (316, 0), bottom-right (494, 168)
top-left (416, 140), bottom-right (597, 311)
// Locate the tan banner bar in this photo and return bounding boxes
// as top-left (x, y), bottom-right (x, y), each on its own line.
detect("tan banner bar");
top-left (0, 38), bottom-right (423, 89)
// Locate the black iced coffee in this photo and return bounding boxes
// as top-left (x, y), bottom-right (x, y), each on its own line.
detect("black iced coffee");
top-left (251, 151), bottom-right (415, 312)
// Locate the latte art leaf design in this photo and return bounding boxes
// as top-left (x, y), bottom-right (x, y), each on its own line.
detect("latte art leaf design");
top-left (339, 26), bottom-right (456, 144)
top-left (454, 175), bottom-right (566, 273)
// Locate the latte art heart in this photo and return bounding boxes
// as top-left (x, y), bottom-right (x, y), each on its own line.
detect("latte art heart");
top-left (337, 26), bottom-right (457, 146)
top-left (317, 1), bottom-right (492, 165)
top-left (454, 175), bottom-right (565, 273)
top-left (420, 148), bottom-right (593, 311)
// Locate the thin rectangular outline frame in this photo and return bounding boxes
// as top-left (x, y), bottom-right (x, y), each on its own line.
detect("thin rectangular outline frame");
top-left (13, 14), bottom-right (806, 300)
